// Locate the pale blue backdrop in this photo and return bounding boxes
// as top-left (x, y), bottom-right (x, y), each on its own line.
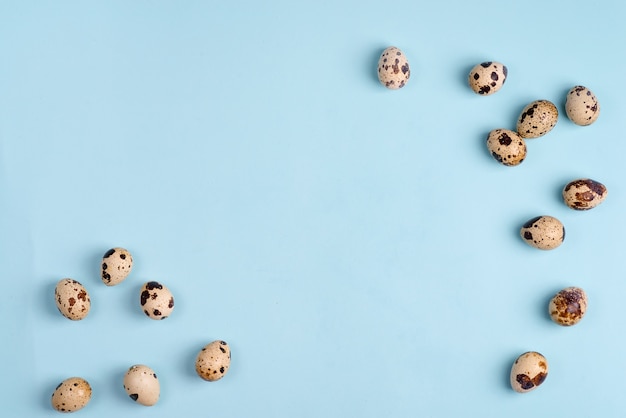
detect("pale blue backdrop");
top-left (1, 1), bottom-right (625, 416)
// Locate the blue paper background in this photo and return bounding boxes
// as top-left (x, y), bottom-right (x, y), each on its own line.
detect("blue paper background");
top-left (1, 1), bottom-right (625, 416)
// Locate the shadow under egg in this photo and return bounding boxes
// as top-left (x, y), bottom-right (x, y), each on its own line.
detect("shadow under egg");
top-left (41, 377), bottom-right (62, 412)
top-left (181, 341), bottom-right (205, 381)
top-left (42, 278), bottom-right (64, 319)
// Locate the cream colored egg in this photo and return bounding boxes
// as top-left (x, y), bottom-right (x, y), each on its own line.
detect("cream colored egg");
top-left (377, 46), bottom-right (410, 89)
top-left (123, 364), bottom-right (160, 406)
top-left (468, 61), bottom-right (508, 95)
top-left (101, 247), bottom-right (133, 286)
top-left (520, 215), bottom-right (565, 250)
top-left (196, 340), bottom-right (231, 381)
top-left (549, 287), bottom-right (588, 326)
top-left (565, 86), bottom-right (600, 126)
top-left (486, 129), bottom-right (526, 166)
top-left (562, 178), bottom-right (607, 210)
top-left (510, 351), bottom-right (548, 393)
top-left (51, 377), bottom-right (92, 413)
top-left (140, 281), bottom-right (175, 320)
top-left (516, 100), bottom-right (558, 138)
top-left (55, 278), bottom-right (91, 321)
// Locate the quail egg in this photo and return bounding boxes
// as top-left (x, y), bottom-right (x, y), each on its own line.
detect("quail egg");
top-left (565, 86), bottom-right (600, 126)
top-left (510, 351), bottom-right (548, 393)
top-left (563, 178), bottom-right (607, 210)
top-left (486, 129), bottom-right (526, 166)
top-left (55, 278), bottom-right (91, 321)
top-left (140, 281), bottom-right (174, 320)
top-left (377, 46), bottom-right (410, 89)
top-left (520, 215), bottom-right (565, 250)
top-left (51, 377), bottom-right (92, 413)
top-left (516, 100), bottom-right (558, 138)
top-left (549, 286), bottom-right (588, 326)
top-left (123, 364), bottom-right (160, 406)
top-left (101, 247), bottom-right (133, 286)
top-left (196, 340), bottom-right (231, 382)
top-left (468, 61), bottom-right (507, 95)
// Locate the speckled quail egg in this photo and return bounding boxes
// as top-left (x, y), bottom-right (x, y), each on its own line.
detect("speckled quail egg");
top-left (516, 100), bottom-right (558, 138)
top-left (101, 247), bottom-right (133, 286)
top-left (140, 281), bottom-right (174, 320)
top-left (55, 278), bottom-right (91, 321)
top-left (549, 287), bottom-right (588, 326)
top-left (196, 340), bottom-right (231, 381)
top-left (123, 364), bottom-right (160, 406)
top-left (51, 377), bottom-right (92, 413)
top-left (520, 215), bottom-right (565, 250)
top-left (565, 86), bottom-right (600, 126)
top-left (468, 61), bottom-right (507, 95)
top-left (377, 46), bottom-right (410, 89)
top-left (486, 129), bottom-right (526, 166)
top-left (510, 351), bottom-right (548, 393)
top-left (563, 178), bottom-right (607, 210)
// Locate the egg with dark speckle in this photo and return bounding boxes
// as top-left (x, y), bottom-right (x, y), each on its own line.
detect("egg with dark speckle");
top-left (510, 351), bottom-right (548, 393)
top-left (549, 287), bottom-right (588, 326)
top-left (123, 364), bottom-right (160, 406)
top-left (563, 178), bottom-right (607, 210)
top-left (468, 61), bottom-right (507, 95)
top-left (377, 46), bottom-right (410, 89)
top-left (196, 340), bottom-right (231, 381)
top-left (516, 100), bottom-right (558, 138)
top-left (55, 278), bottom-right (91, 321)
top-left (565, 86), bottom-right (600, 126)
top-left (51, 377), bottom-right (92, 413)
top-left (520, 215), bottom-right (565, 250)
top-left (486, 129), bottom-right (526, 166)
top-left (139, 281), bottom-right (175, 320)
top-left (101, 247), bottom-right (133, 286)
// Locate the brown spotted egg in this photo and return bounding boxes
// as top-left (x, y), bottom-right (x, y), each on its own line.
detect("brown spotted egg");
top-left (101, 247), bottom-right (133, 286)
top-left (486, 129), bottom-right (526, 166)
top-left (51, 377), bottom-right (92, 413)
top-left (563, 178), bottom-right (607, 210)
top-left (520, 215), bottom-right (565, 250)
top-left (377, 46), bottom-right (410, 89)
top-left (516, 100), bottom-right (558, 138)
top-left (510, 351), bottom-right (548, 393)
top-left (55, 278), bottom-right (91, 321)
top-left (123, 364), bottom-right (160, 406)
top-left (549, 287), bottom-right (588, 326)
top-left (468, 61), bottom-right (507, 95)
top-left (565, 86), bottom-right (600, 126)
top-left (140, 281), bottom-right (174, 320)
top-left (196, 340), bottom-right (231, 381)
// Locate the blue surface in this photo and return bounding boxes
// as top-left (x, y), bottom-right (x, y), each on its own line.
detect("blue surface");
top-left (1, 1), bottom-right (625, 416)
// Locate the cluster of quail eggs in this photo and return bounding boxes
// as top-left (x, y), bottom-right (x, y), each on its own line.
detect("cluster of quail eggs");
top-left (51, 248), bottom-right (231, 413)
top-left (467, 60), bottom-right (604, 393)
top-left (468, 62), bottom-right (607, 253)
top-left (378, 48), bottom-right (602, 393)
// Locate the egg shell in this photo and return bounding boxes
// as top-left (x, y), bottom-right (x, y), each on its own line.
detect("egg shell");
top-left (377, 46), bottom-right (410, 89)
top-left (123, 364), bottom-right (160, 406)
top-left (520, 215), bottom-right (565, 250)
top-left (565, 86), bottom-right (600, 126)
top-left (196, 340), bottom-right (231, 381)
top-left (516, 100), bottom-right (558, 138)
top-left (468, 61), bottom-right (507, 95)
top-left (140, 281), bottom-right (174, 320)
top-left (101, 247), bottom-right (133, 286)
top-left (51, 377), bottom-right (92, 413)
top-left (510, 351), bottom-right (548, 393)
top-left (563, 178), bottom-right (607, 210)
top-left (549, 287), bottom-right (588, 326)
top-left (486, 129), bottom-right (526, 166)
top-left (55, 278), bottom-right (91, 321)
